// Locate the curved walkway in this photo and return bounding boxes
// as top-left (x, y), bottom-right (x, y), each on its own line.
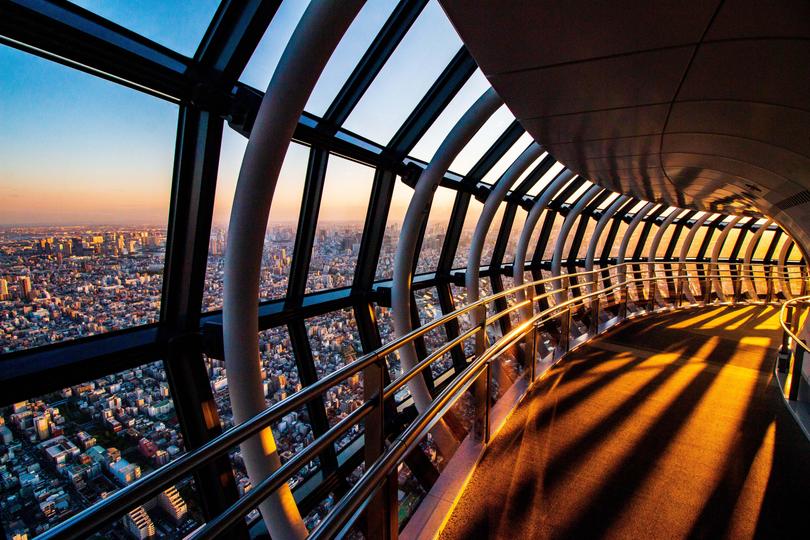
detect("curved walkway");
top-left (440, 305), bottom-right (810, 539)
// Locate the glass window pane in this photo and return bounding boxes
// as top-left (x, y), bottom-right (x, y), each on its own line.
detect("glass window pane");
top-left (448, 104), bottom-right (515, 176)
top-left (575, 217), bottom-right (598, 260)
top-left (526, 162), bottom-right (565, 197)
top-left (240, 0), bottom-right (311, 91)
top-left (306, 309), bottom-right (364, 434)
top-left (481, 204), bottom-right (506, 266)
top-left (753, 229), bottom-right (776, 260)
top-left (687, 224), bottom-right (709, 258)
top-left (306, 155), bottom-right (374, 292)
top-left (453, 197), bottom-right (484, 269)
top-left (70, 0), bottom-right (221, 57)
top-left (342, 0), bottom-right (463, 143)
top-left (480, 133), bottom-right (534, 185)
top-left (609, 221), bottom-right (630, 258)
top-left (525, 209), bottom-right (550, 263)
top-left (305, 0), bottom-right (399, 116)
top-left (376, 177), bottom-right (410, 281)
top-left (409, 70), bottom-right (490, 162)
top-left (564, 180), bottom-right (593, 204)
top-left (719, 222), bottom-right (743, 259)
top-left (415, 186), bottom-right (457, 274)
top-left (0, 361), bottom-right (204, 536)
top-left (503, 207), bottom-right (528, 264)
top-left (204, 133), bottom-right (308, 311)
top-left (0, 46), bottom-right (175, 353)
top-left (543, 214), bottom-right (565, 260)
top-left (597, 192), bottom-right (620, 209)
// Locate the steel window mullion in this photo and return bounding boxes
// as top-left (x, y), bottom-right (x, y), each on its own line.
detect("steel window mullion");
top-left (194, 0), bottom-right (282, 83)
top-left (548, 176), bottom-right (585, 211)
top-left (490, 202), bottom-right (518, 271)
top-left (387, 47), bottom-right (477, 158)
top-left (435, 282), bottom-right (467, 373)
top-left (322, 0), bottom-right (428, 129)
top-left (1, 0), bottom-right (190, 101)
top-left (463, 120), bottom-right (525, 185)
top-left (508, 155), bottom-right (557, 202)
top-left (159, 104), bottom-right (248, 532)
top-left (287, 320), bottom-right (341, 475)
top-left (287, 148), bottom-right (330, 303)
top-left (353, 168), bottom-right (397, 291)
top-left (729, 220), bottom-right (756, 261)
top-left (437, 190), bottom-right (471, 275)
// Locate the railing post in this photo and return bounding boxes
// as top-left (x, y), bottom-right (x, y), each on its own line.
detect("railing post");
top-left (733, 263), bottom-right (742, 305)
top-left (528, 326), bottom-right (536, 383)
top-left (563, 308), bottom-right (572, 353)
top-left (473, 308), bottom-right (489, 442)
top-left (620, 283), bottom-right (628, 319)
top-left (703, 273), bottom-right (713, 306)
top-left (363, 356), bottom-right (397, 539)
top-left (590, 297), bottom-right (600, 336)
top-left (777, 309), bottom-right (793, 373)
top-left (766, 265), bottom-right (775, 303)
top-left (484, 360), bottom-right (492, 443)
top-left (788, 343), bottom-right (805, 401)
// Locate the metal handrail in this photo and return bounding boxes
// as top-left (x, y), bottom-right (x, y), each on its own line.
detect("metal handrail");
top-left (35, 261), bottom-right (790, 540)
top-left (311, 268), bottom-right (769, 538)
top-left (780, 295), bottom-right (810, 355)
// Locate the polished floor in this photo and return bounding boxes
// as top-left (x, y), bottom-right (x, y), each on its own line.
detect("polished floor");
top-left (440, 305), bottom-right (810, 539)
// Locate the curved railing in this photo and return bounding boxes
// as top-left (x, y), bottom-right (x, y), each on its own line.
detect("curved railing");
top-left (778, 295), bottom-right (810, 401)
top-left (36, 261), bottom-right (801, 540)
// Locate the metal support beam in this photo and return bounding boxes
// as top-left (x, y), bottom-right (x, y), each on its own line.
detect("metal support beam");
top-left (514, 171), bottom-right (575, 321)
top-left (221, 2), bottom-right (364, 535)
top-left (391, 88), bottom-right (502, 456)
top-left (678, 213), bottom-right (711, 304)
top-left (551, 185), bottom-right (601, 304)
top-left (710, 216), bottom-right (743, 301)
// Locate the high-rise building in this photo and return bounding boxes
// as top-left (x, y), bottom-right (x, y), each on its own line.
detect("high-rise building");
top-left (0, 278), bottom-right (8, 300)
top-left (157, 486), bottom-right (187, 524)
top-left (124, 506), bottom-right (155, 540)
top-left (18, 276), bottom-right (32, 300)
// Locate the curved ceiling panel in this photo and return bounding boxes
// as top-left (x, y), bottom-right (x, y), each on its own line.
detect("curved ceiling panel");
top-left (439, 0), bottom-right (810, 220)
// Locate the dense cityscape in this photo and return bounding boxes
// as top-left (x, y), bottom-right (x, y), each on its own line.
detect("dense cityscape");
top-left (0, 222), bottom-right (458, 539)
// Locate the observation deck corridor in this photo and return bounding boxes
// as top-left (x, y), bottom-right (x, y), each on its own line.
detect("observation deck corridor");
top-left (440, 305), bottom-right (810, 539)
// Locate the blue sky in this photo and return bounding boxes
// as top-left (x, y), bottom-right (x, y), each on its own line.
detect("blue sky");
top-left (0, 0), bottom-right (503, 226)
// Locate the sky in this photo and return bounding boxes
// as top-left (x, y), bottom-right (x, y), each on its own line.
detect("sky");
top-left (0, 0), bottom-right (503, 228)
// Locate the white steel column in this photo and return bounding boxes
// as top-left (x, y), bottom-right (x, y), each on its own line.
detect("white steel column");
top-left (391, 88), bottom-right (502, 455)
top-left (512, 170), bottom-right (574, 322)
top-left (585, 195), bottom-right (630, 292)
top-left (678, 213), bottom-right (711, 304)
top-left (550, 184), bottom-right (602, 304)
top-left (779, 238), bottom-right (795, 299)
top-left (646, 208), bottom-right (682, 303)
top-left (222, 1), bottom-right (364, 537)
top-left (710, 216), bottom-right (742, 302)
top-left (617, 202), bottom-right (655, 285)
top-left (742, 218), bottom-right (774, 297)
top-left (466, 142), bottom-right (546, 339)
